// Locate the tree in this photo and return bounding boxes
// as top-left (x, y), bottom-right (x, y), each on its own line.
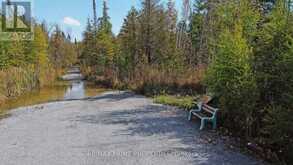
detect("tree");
top-left (188, 0), bottom-right (206, 65)
top-left (32, 25), bottom-right (50, 87)
top-left (138, 0), bottom-right (161, 64)
top-left (98, 0), bottom-right (112, 35)
top-left (49, 25), bottom-right (64, 69)
top-left (205, 0), bottom-right (260, 138)
top-left (206, 24), bottom-right (258, 137)
top-left (92, 0), bottom-right (98, 31)
top-left (166, 0), bottom-right (177, 33)
top-left (91, 0), bottom-right (116, 77)
top-left (165, 0), bottom-right (182, 69)
top-left (176, 0), bottom-right (191, 49)
top-left (117, 7), bottom-right (139, 80)
top-left (49, 25), bottom-right (76, 69)
top-left (80, 18), bottom-right (95, 66)
top-left (254, 1), bottom-right (293, 161)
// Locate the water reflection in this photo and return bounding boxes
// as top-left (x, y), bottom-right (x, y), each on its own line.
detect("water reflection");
top-left (0, 66), bottom-right (107, 113)
top-left (64, 81), bottom-right (85, 100)
top-left (0, 80), bottom-right (107, 113)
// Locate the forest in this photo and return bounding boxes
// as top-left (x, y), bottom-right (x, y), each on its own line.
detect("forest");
top-left (0, 0), bottom-right (292, 164)
top-left (79, 0), bottom-right (293, 164)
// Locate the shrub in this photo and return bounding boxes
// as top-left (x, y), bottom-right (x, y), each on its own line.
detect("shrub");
top-left (254, 1), bottom-right (293, 162)
top-left (205, 24), bottom-right (258, 138)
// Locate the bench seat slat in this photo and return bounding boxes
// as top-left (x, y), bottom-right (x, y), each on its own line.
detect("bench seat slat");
top-left (191, 111), bottom-right (213, 119)
top-left (203, 104), bottom-right (218, 112)
top-left (191, 112), bottom-right (204, 119)
top-left (202, 107), bottom-right (215, 114)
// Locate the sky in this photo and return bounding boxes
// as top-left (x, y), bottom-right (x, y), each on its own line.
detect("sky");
top-left (33, 0), bottom-right (182, 41)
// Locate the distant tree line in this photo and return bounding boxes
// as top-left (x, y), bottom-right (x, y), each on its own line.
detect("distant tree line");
top-left (0, 18), bottom-right (78, 99)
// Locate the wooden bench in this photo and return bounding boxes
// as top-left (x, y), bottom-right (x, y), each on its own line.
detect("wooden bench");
top-left (188, 102), bottom-right (219, 130)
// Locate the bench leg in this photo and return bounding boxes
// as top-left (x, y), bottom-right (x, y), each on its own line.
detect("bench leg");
top-left (212, 118), bottom-right (217, 129)
top-left (188, 111), bottom-right (192, 121)
top-left (200, 119), bottom-right (206, 130)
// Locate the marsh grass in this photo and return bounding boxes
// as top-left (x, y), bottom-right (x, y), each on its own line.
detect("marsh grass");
top-left (154, 95), bottom-right (198, 110)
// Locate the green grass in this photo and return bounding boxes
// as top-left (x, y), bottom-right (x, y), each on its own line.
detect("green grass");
top-left (154, 95), bottom-right (197, 110)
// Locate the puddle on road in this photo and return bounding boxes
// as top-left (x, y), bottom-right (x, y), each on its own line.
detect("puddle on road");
top-left (0, 80), bottom-right (107, 113)
top-left (64, 81), bottom-right (85, 100)
top-left (64, 81), bottom-right (107, 100)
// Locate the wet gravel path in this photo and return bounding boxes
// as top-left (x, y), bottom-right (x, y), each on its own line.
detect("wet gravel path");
top-left (0, 91), bottom-right (264, 165)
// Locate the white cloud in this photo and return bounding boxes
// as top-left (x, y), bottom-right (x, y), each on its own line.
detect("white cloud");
top-left (63, 17), bottom-right (81, 26)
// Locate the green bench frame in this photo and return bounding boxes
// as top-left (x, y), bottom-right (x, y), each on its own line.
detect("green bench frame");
top-left (188, 102), bottom-right (219, 130)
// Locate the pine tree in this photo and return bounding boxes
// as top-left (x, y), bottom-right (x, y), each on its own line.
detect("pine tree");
top-left (254, 2), bottom-right (293, 161)
top-left (138, 0), bottom-right (161, 64)
top-left (165, 0), bottom-right (182, 69)
top-left (98, 0), bottom-right (112, 35)
top-left (81, 18), bottom-right (93, 65)
top-left (254, 0), bottom-right (291, 105)
top-left (95, 0), bottom-right (115, 76)
top-left (93, 0), bottom-right (98, 32)
top-left (117, 7), bottom-right (139, 79)
top-left (188, 0), bottom-right (206, 65)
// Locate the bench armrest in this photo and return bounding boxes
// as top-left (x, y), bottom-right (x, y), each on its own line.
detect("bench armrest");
top-left (190, 102), bottom-right (203, 112)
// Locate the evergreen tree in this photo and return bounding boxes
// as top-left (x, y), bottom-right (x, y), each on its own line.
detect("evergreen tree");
top-left (77, 1), bottom-right (293, 163)
top-left (81, 18), bottom-right (95, 65)
top-left (188, 0), bottom-right (206, 65)
top-left (165, 0), bottom-right (182, 69)
top-left (117, 7), bottom-right (139, 80)
top-left (205, 0), bottom-right (260, 138)
top-left (98, 0), bottom-right (112, 35)
top-left (254, 1), bottom-right (293, 161)
top-left (254, 0), bottom-right (292, 105)
top-left (138, 0), bottom-right (161, 64)
top-left (95, 0), bottom-right (115, 76)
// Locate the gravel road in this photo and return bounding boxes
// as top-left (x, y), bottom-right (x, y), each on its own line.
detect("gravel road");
top-left (0, 91), bottom-right (264, 165)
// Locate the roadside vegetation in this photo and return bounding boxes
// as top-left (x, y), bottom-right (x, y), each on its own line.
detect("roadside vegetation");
top-left (79, 0), bottom-right (293, 164)
top-left (154, 95), bottom-right (196, 110)
top-left (0, 20), bottom-right (78, 112)
top-left (0, 0), bottom-right (292, 164)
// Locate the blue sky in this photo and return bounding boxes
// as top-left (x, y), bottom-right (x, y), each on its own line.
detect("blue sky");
top-left (34, 0), bottom-right (182, 41)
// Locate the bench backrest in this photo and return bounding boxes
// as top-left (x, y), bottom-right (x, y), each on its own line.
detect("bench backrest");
top-left (201, 104), bottom-right (219, 117)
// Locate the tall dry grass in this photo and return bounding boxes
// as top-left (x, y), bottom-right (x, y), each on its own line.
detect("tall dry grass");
top-left (129, 65), bottom-right (206, 96)
top-left (82, 64), bottom-right (207, 96)
top-left (0, 65), bottom-right (57, 104)
top-left (0, 66), bottom-right (37, 98)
